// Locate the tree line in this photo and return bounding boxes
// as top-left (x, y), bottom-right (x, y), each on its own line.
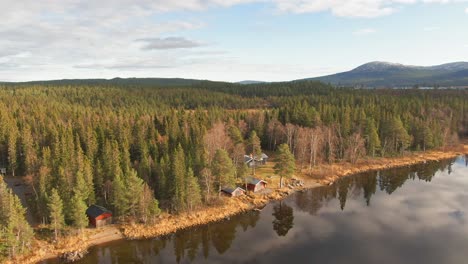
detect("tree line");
top-left (0, 82), bottom-right (465, 259)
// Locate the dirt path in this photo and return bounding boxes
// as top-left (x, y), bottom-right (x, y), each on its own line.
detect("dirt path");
top-left (3, 176), bottom-right (37, 226)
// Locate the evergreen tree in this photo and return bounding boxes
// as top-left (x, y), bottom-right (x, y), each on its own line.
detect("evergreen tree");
top-left (70, 192), bottom-right (88, 232)
top-left (212, 149), bottom-right (235, 195)
top-left (247, 131), bottom-right (262, 175)
top-left (185, 169), bottom-right (202, 212)
top-left (364, 118), bottom-right (381, 157)
top-left (112, 173), bottom-right (128, 217)
top-left (74, 171), bottom-right (89, 204)
top-left (247, 131), bottom-right (262, 158)
top-left (171, 144), bottom-right (187, 211)
top-left (125, 169), bottom-right (144, 217)
top-left (48, 188), bottom-right (65, 241)
top-left (274, 144), bottom-right (296, 188)
top-left (7, 125), bottom-right (18, 177)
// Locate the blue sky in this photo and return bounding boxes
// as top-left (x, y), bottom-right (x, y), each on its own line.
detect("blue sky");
top-left (0, 0), bottom-right (467, 82)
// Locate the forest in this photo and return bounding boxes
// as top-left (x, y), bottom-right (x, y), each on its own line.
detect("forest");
top-left (0, 80), bottom-right (466, 259)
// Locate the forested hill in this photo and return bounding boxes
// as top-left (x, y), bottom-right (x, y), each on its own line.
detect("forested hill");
top-left (0, 77), bottom-right (207, 87)
top-left (0, 81), bottom-right (466, 260)
top-left (304, 61), bottom-right (468, 87)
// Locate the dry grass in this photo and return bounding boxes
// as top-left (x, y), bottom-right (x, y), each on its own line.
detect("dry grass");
top-left (121, 190), bottom-right (291, 240)
top-left (12, 144), bottom-right (466, 264)
top-left (302, 145), bottom-right (466, 185)
top-left (6, 226), bottom-right (123, 264)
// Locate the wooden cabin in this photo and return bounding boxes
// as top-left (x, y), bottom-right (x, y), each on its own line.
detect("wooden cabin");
top-left (221, 187), bottom-right (246, 197)
top-left (246, 177), bottom-right (267, 192)
top-left (86, 205), bottom-right (113, 228)
top-left (244, 153), bottom-right (269, 167)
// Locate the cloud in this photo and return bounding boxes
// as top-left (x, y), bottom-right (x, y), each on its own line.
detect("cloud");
top-left (465, 7), bottom-right (468, 14)
top-left (353, 28), bottom-right (377, 35)
top-left (137, 37), bottom-right (204, 50)
top-left (273, 0), bottom-right (395, 17)
top-left (0, 0), bottom-right (467, 81)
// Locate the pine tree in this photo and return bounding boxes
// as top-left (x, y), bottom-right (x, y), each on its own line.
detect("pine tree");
top-left (112, 173), bottom-right (128, 217)
top-left (274, 144), bottom-right (295, 188)
top-left (48, 188), bottom-right (65, 241)
top-left (247, 131), bottom-right (262, 158)
top-left (7, 125), bottom-right (18, 177)
top-left (74, 171), bottom-right (89, 204)
top-left (247, 131), bottom-right (262, 175)
top-left (185, 169), bottom-right (202, 212)
top-left (70, 192), bottom-right (88, 232)
top-left (171, 144), bottom-right (187, 211)
top-left (125, 169), bottom-right (144, 217)
top-left (365, 118), bottom-right (381, 157)
top-left (212, 149), bottom-right (235, 195)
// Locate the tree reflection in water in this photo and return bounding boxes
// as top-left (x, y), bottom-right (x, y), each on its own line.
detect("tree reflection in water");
top-left (294, 158), bottom-right (457, 214)
top-left (65, 157), bottom-right (464, 264)
top-left (272, 201), bottom-right (294, 236)
top-left (168, 210), bottom-right (261, 263)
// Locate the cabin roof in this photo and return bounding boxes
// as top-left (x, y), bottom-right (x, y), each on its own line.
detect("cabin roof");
top-left (246, 176), bottom-right (267, 185)
top-left (244, 153), bottom-right (268, 163)
top-left (86, 204), bottom-right (112, 218)
top-left (221, 187), bottom-right (245, 194)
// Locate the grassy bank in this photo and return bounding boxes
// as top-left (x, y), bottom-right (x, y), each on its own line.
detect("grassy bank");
top-left (122, 145), bottom-right (467, 240)
top-left (8, 145), bottom-right (467, 264)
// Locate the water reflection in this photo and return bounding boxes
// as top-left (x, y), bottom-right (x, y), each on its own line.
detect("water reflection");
top-left (272, 201), bottom-right (294, 236)
top-left (50, 156), bottom-right (467, 264)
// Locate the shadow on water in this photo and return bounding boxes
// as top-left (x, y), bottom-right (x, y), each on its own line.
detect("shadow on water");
top-left (45, 156), bottom-right (467, 264)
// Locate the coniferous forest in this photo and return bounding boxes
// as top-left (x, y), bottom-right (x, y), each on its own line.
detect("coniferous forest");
top-left (0, 80), bottom-right (466, 259)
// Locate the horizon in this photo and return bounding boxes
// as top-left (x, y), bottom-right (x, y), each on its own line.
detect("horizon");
top-left (1, 1), bottom-right (468, 82)
top-left (2, 60), bottom-right (468, 84)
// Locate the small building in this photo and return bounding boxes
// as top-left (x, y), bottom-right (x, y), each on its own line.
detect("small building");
top-left (221, 187), bottom-right (246, 197)
top-left (244, 153), bottom-right (269, 167)
top-left (246, 177), bottom-right (267, 192)
top-left (86, 205), bottom-right (113, 228)
top-left (244, 155), bottom-right (255, 167)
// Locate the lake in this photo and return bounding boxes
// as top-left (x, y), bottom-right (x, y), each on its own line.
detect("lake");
top-left (46, 156), bottom-right (468, 264)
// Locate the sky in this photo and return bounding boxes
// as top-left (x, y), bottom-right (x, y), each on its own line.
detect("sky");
top-left (1, 0), bottom-right (467, 82)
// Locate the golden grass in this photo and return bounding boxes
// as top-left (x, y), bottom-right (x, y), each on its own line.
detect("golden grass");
top-left (12, 144), bottom-right (467, 264)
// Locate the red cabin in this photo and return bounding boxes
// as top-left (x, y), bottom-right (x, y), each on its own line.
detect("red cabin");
top-left (246, 177), bottom-right (267, 192)
top-left (86, 205), bottom-right (113, 228)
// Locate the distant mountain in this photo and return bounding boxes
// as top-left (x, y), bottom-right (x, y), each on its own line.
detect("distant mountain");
top-left (237, 80), bottom-right (265, 85)
top-left (305, 61), bottom-right (468, 87)
top-left (1, 77), bottom-right (208, 87)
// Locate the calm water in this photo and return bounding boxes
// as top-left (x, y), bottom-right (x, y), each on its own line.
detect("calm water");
top-left (47, 156), bottom-right (468, 264)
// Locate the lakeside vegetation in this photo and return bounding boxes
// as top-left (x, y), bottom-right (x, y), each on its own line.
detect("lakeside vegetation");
top-left (0, 80), bottom-right (466, 261)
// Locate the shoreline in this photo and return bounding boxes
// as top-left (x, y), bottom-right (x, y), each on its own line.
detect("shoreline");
top-left (121, 146), bottom-right (467, 240)
top-left (10, 146), bottom-right (467, 264)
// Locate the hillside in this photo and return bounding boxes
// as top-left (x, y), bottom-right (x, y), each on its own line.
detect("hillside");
top-left (0, 77), bottom-right (208, 87)
top-left (305, 61), bottom-right (468, 87)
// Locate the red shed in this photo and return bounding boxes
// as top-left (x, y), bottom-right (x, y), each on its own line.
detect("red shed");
top-left (246, 177), bottom-right (267, 192)
top-left (86, 205), bottom-right (113, 228)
